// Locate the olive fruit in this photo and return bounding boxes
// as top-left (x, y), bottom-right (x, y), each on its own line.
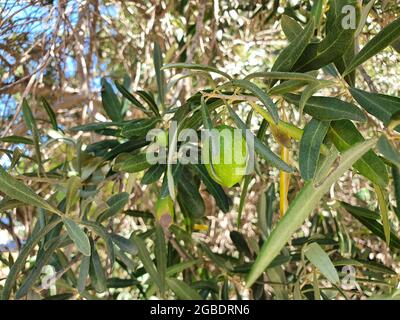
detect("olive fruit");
top-left (155, 196), bottom-right (174, 229)
top-left (202, 125), bottom-right (249, 188)
top-left (155, 129), bottom-right (168, 148)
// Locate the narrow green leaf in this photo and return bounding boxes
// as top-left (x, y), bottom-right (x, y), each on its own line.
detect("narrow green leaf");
top-left (135, 91), bottom-right (160, 117)
top-left (153, 42), bottom-right (165, 106)
top-left (77, 255), bottom-right (91, 293)
top-left (224, 79), bottom-right (279, 124)
top-left (299, 119), bottom-right (330, 180)
top-left (162, 63), bottom-right (232, 80)
top-left (272, 18), bottom-right (315, 72)
top-left (0, 198), bottom-right (24, 211)
top-left (22, 99), bottom-right (42, 169)
top-left (90, 246), bottom-right (107, 293)
top-left (119, 153), bottom-right (151, 173)
top-left (1, 218), bottom-right (62, 300)
top-left (328, 120), bottom-right (388, 186)
top-left (104, 138), bottom-right (149, 161)
top-left (238, 175), bottom-right (252, 226)
top-left (191, 163), bottom-right (231, 213)
top-left (245, 71), bottom-right (318, 82)
top-left (141, 164), bottom-right (165, 185)
top-left (161, 163), bottom-right (181, 199)
top-left (393, 166), bottom-right (400, 219)
top-left (166, 278), bottom-right (202, 300)
top-left (284, 94), bottom-right (367, 122)
top-left (70, 122), bottom-right (123, 132)
top-left (65, 176), bottom-right (81, 215)
top-left (341, 202), bottom-right (400, 249)
top-left (311, 0), bottom-right (327, 29)
top-left (132, 235), bottom-right (163, 291)
top-left (314, 145), bottom-right (340, 186)
top-left (246, 138), bottom-right (378, 287)
top-left (114, 81), bottom-right (148, 113)
top-left (268, 79), bottom-right (308, 96)
top-left (334, 41), bottom-right (356, 86)
top-left (293, 0), bottom-right (360, 72)
top-left (355, 0), bottom-right (376, 37)
top-left (101, 78), bottom-right (123, 122)
top-left (63, 218), bottom-right (91, 256)
top-left (377, 136), bottom-right (400, 167)
top-left (155, 225), bottom-right (167, 294)
top-left (167, 260), bottom-right (200, 276)
top-left (374, 184), bottom-right (391, 246)
top-left (298, 81), bottom-right (335, 117)
top-left (80, 220), bottom-right (115, 267)
top-left (111, 234), bottom-right (138, 255)
top-left (97, 192), bottom-right (129, 223)
top-left (40, 97), bottom-right (58, 130)
top-left (9, 148), bottom-right (22, 170)
top-left (281, 15), bottom-right (303, 42)
top-left (350, 88), bottom-right (400, 130)
top-left (257, 184), bottom-right (275, 237)
top-left (0, 136), bottom-right (33, 145)
top-left (121, 118), bottom-right (160, 138)
top-left (230, 231), bottom-right (252, 258)
top-left (344, 16), bottom-right (400, 75)
top-left (200, 96), bottom-right (213, 130)
top-left (0, 165), bottom-right (61, 215)
top-left (177, 170), bottom-right (205, 218)
top-left (15, 235), bottom-right (65, 299)
top-left (304, 242), bottom-right (340, 284)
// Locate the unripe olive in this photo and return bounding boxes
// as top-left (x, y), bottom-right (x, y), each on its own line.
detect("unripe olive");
top-left (155, 129), bottom-right (168, 148)
top-left (155, 195), bottom-right (174, 229)
top-left (202, 125), bottom-right (249, 188)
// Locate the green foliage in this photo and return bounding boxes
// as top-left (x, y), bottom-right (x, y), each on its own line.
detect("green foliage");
top-left (299, 119), bottom-right (330, 180)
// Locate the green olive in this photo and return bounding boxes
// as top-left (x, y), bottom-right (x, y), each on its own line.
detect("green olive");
top-left (155, 196), bottom-right (174, 228)
top-left (202, 125), bottom-right (249, 188)
top-left (155, 129), bottom-right (169, 148)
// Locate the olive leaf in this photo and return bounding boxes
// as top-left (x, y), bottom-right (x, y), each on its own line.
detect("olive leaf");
top-left (40, 97), bottom-right (59, 131)
top-left (374, 184), bottom-right (390, 246)
top-left (121, 117), bottom-right (160, 138)
top-left (247, 138), bottom-right (378, 287)
top-left (304, 242), bottom-right (340, 284)
top-left (65, 176), bottom-right (81, 215)
top-left (329, 120), bottom-right (388, 187)
top-left (222, 79), bottom-right (279, 124)
top-left (377, 136), bottom-right (400, 167)
top-left (166, 278), bottom-right (202, 300)
top-left (0, 165), bottom-right (61, 215)
top-left (271, 18), bottom-right (315, 73)
top-left (284, 94), bottom-right (367, 122)
top-left (101, 78), bottom-right (123, 122)
top-left (0, 136), bottom-right (33, 145)
top-left (1, 218), bottom-right (62, 300)
top-left (350, 88), bottom-right (400, 131)
top-left (341, 202), bottom-right (400, 249)
top-left (22, 99), bottom-right (42, 170)
top-left (162, 62), bottom-right (232, 80)
top-left (63, 218), bottom-right (91, 257)
top-left (118, 153), bottom-right (152, 173)
top-left (153, 42), bottom-right (166, 106)
top-left (344, 16), bottom-right (400, 75)
top-left (299, 119), bottom-right (330, 181)
top-left (114, 81), bottom-right (149, 113)
top-left (293, 0), bottom-right (360, 72)
top-left (281, 15), bottom-right (303, 42)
